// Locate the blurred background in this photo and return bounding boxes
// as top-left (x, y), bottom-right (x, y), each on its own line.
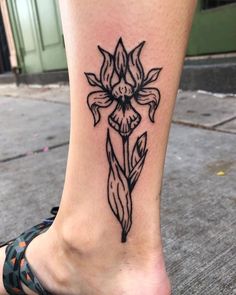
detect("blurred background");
top-left (0, 0), bottom-right (236, 92)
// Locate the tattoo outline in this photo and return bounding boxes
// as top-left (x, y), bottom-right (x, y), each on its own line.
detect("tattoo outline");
top-left (85, 38), bottom-right (162, 242)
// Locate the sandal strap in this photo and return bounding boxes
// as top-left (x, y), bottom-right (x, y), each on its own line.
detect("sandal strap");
top-left (3, 207), bottom-right (58, 295)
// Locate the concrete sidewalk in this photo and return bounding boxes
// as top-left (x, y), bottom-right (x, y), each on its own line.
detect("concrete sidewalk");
top-left (0, 85), bottom-right (235, 294)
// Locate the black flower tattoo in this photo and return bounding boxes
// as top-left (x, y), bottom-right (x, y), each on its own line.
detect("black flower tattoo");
top-left (85, 38), bottom-right (162, 242)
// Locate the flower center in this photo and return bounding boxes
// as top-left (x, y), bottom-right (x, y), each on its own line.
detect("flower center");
top-left (112, 78), bottom-right (133, 103)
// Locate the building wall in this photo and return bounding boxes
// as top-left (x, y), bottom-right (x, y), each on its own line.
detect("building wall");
top-left (7, 0), bottom-right (67, 74)
top-left (5, 0), bottom-right (236, 74)
top-left (187, 0), bottom-right (236, 56)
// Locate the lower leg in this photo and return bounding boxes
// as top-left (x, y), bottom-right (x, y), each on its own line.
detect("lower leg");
top-left (1, 0), bottom-right (196, 294)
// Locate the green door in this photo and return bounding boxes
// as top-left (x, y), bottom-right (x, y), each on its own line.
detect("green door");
top-left (7, 0), bottom-right (67, 73)
top-left (187, 0), bottom-right (236, 56)
top-left (32, 0), bottom-right (67, 71)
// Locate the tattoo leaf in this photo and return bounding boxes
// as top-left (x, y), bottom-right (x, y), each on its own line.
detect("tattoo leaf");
top-left (129, 150), bottom-right (147, 192)
top-left (131, 132), bottom-right (147, 169)
top-left (85, 73), bottom-right (102, 87)
top-left (144, 68), bottom-right (162, 85)
top-left (106, 130), bottom-right (132, 242)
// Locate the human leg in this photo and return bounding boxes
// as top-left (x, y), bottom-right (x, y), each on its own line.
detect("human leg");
top-left (0, 1), bottom-right (196, 294)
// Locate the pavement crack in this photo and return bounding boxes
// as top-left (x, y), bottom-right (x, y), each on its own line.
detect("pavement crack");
top-left (212, 116), bottom-right (236, 128)
top-left (2, 95), bottom-right (69, 105)
top-left (0, 141), bottom-right (69, 163)
top-left (172, 120), bottom-right (236, 135)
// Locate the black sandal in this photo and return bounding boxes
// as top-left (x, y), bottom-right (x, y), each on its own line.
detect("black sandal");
top-left (1, 207), bottom-right (59, 295)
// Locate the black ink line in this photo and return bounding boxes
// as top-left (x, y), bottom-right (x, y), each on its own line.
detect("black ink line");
top-left (85, 38), bottom-right (162, 242)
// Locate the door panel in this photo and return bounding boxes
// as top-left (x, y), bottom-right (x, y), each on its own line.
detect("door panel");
top-left (12, 0), bottom-right (42, 72)
top-left (33, 0), bottom-right (67, 71)
top-left (7, 0), bottom-right (67, 73)
top-left (15, 0), bottom-right (35, 52)
top-left (35, 0), bottom-right (60, 48)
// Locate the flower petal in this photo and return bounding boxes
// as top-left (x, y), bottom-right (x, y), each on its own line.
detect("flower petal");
top-left (85, 73), bottom-right (102, 87)
top-left (143, 68), bottom-right (162, 86)
top-left (108, 102), bottom-right (141, 137)
top-left (136, 87), bottom-right (160, 122)
top-left (114, 38), bottom-right (128, 76)
top-left (98, 46), bottom-right (114, 90)
top-left (87, 91), bottom-right (113, 125)
top-left (128, 41), bottom-right (145, 91)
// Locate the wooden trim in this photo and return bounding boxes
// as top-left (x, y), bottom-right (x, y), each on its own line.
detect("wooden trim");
top-left (0, 0), bottom-right (18, 68)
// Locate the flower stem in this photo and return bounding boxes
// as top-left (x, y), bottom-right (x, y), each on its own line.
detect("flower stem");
top-left (121, 230), bottom-right (127, 243)
top-left (122, 136), bottom-right (130, 177)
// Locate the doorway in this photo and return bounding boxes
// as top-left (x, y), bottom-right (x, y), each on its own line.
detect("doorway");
top-left (7, 0), bottom-right (67, 74)
top-left (0, 8), bottom-right (10, 74)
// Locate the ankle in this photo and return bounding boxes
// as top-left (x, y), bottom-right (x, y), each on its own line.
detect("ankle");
top-left (54, 213), bottom-right (110, 256)
top-left (25, 224), bottom-right (170, 295)
top-left (54, 196), bottom-right (163, 253)
top-left (52, 217), bottom-right (165, 280)
top-left (56, 214), bottom-right (161, 257)
top-left (50, 226), bottom-right (170, 294)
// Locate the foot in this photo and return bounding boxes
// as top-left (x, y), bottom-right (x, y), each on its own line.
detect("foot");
top-left (0, 246), bottom-right (7, 295)
top-left (0, 224), bottom-right (171, 295)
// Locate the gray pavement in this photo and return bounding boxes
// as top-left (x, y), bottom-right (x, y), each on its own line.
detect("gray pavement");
top-left (0, 85), bottom-right (235, 294)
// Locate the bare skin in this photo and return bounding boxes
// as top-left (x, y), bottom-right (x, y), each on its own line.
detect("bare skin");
top-left (0, 1), bottom-right (196, 294)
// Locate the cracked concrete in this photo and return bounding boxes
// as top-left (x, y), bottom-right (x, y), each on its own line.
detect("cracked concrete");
top-left (174, 90), bottom-right (236, 133)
